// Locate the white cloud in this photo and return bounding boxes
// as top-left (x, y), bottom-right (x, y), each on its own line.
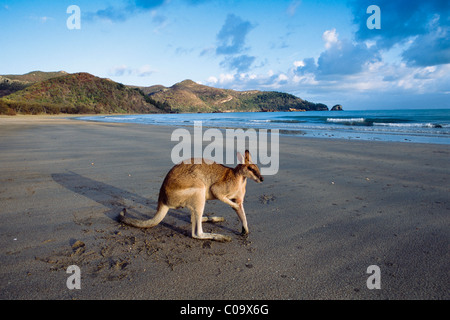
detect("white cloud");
top-left (109, 64), bottom-right (155, 77)
top-left (109, 65), bottom-right (130, 76)
top-left (207, 76), bottom-right (218, 84)
top-left (203, 56), bottom-right (450, 109)
top-left (316, 30), bottom-right (381, 77)
top-left (292, 74), bottom-right (318, 85)
top-left (277, 74), bottom-right (288, 81)
top-left (136, 64), bottom-right (155, 77)
top-left (322, 28), bottom-right (339, 49)
top-left (293, 60), bottom-right (305, 68)
top-left (219, 73), bottom-right (235, 84)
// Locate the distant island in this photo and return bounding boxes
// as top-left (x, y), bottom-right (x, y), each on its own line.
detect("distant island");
top-left (331, 104), bottom-right (343, 111)
top-left (0, 71), bottom-right (334, 115)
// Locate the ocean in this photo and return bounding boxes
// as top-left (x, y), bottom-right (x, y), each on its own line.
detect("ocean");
top-left (78, 109), bottom-right (450, 145)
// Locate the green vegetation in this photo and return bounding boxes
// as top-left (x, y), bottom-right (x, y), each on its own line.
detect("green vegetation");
top-left (0, 78), bottom-right (29, 98)
top-left (239, 91), bottom-right (328, 112)
top-left (147, 80), bottom-right (329, 113)
top-left (0, 99), bottom-right (60, 115)
top-left (0, 71), bottom-right (68, 98)
top-left (1, 71), bottom-right (68, 83)
top-left (135, 88), bottom-right (172, 113)
top-left (0, 72), bottom-right (163, 115)
top-left (0, 71), bottom-right (330, 115)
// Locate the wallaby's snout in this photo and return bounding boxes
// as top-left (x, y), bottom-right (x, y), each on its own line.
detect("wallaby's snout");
top-left (246, 165), bottom-right (263, 183)
top-left (252, 170), bottom-right (263, 183)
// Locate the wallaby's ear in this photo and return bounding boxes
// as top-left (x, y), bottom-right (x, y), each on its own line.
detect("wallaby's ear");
top-left (237, 152), bottom-right (245, 164)
top-left (245, 150), bottom-right (252, 164)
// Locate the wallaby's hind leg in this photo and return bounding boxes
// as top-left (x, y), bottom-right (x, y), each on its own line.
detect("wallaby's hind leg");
top-left (189, 191), bottom-right (231, 242)
top-left (192, 209), bottom-right (231, 242)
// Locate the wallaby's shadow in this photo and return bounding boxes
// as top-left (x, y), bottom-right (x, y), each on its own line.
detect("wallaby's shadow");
top-left (51, 171), bottom-right (237, 237)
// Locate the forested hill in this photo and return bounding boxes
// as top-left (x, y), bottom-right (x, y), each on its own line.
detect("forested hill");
top-left (0, 72), bottom-right (329, 115)
top-left (0, 72), bottom-right (163, 114)
top-left (143, 79), bottom-right (328, 113)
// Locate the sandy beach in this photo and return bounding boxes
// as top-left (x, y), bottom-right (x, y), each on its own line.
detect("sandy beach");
top-left (0, 115), bottom-right (448, 300)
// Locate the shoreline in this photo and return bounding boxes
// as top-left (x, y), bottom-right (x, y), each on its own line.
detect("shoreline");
top-left (3, 111), bottom-right (449, 146)
top-left (71, 112), bottom-right (450, 146)
top-left (3, 113), bottom-right (448, 147)
top-left (0, 116), bottom-right (448, 299)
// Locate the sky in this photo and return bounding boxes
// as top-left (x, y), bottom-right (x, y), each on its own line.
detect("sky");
top-left (1, 0), bottom-right (449, 110)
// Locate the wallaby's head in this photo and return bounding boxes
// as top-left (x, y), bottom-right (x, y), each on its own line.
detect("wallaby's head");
top-left (237, 150), bottom-right (264, 183)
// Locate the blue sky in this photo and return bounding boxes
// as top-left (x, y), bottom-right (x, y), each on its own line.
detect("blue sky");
top-left (1, 0), bottom-right (449, 109)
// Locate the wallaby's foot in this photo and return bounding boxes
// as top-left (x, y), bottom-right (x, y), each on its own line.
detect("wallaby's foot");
top-left (193, 232), bottom-right (232, 242)
top-left (241, 226), bottom-right (249, 236)
top-left (202, 216), bottom-right (225, 223)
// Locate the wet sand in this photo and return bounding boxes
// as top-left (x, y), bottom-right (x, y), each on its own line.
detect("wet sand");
top-left (0, 115), bottom-right (448, 299)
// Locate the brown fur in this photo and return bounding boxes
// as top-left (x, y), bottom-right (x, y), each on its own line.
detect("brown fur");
top-left (119, 150), bottom-right (263, 242)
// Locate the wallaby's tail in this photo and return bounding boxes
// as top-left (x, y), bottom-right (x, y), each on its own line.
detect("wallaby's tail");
top-left (119, 204), bottom-right (169, 228)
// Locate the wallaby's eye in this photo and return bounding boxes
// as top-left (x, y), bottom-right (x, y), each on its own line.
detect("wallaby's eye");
top-left (248, 167), bottom-right (258, 176)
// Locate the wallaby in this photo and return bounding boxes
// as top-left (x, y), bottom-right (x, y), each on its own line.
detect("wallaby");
top-left (119, 150), bottom-right (263, 242)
